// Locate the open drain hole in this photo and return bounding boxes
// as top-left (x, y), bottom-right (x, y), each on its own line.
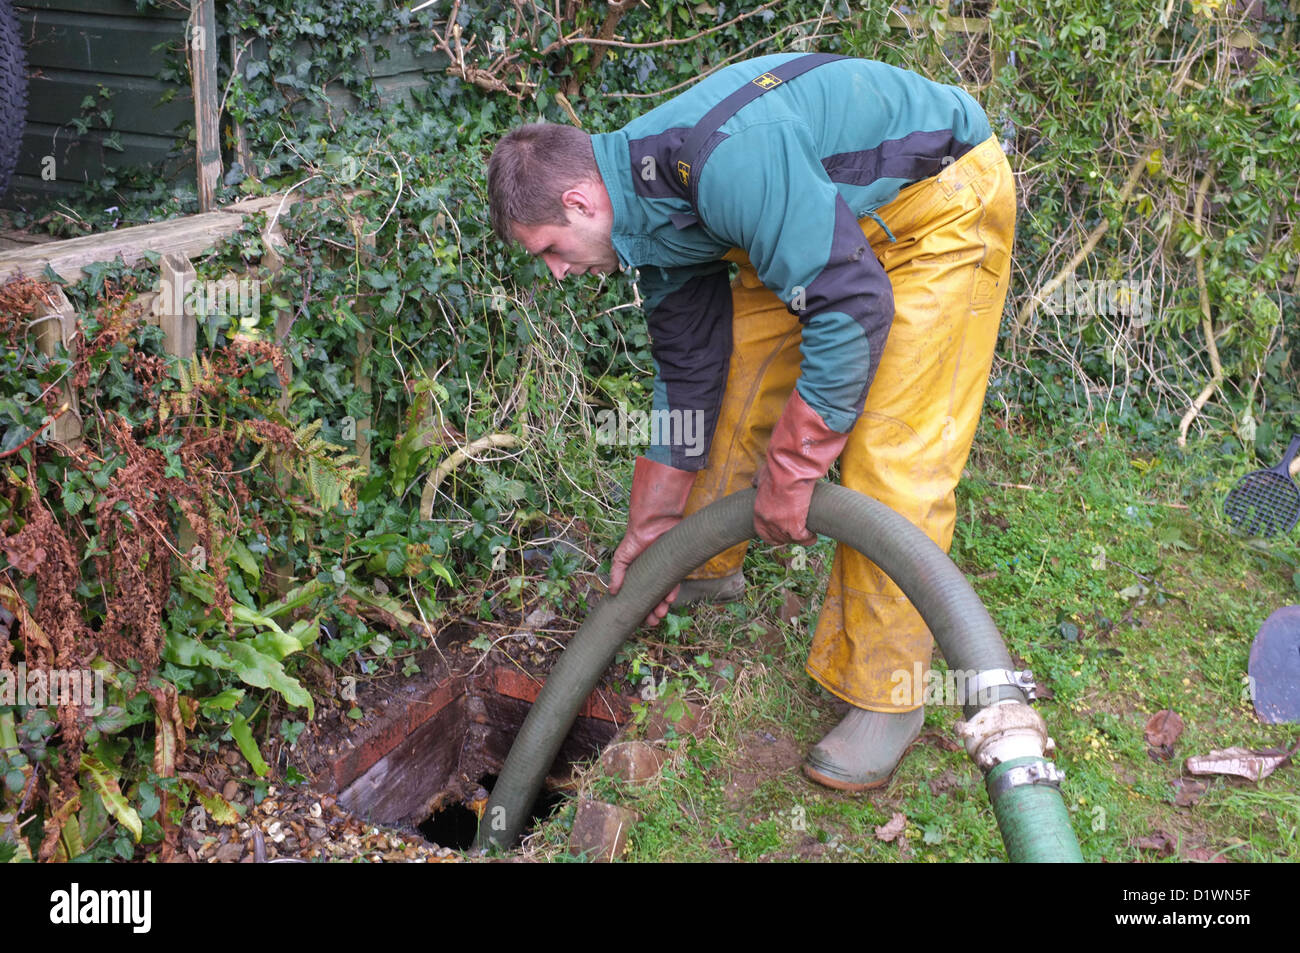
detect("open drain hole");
top-left (417, 774), bottom-right (568, 850)
top-left (335, 667), bottom-right (620, 851)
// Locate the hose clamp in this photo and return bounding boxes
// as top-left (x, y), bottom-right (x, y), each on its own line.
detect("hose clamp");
top-left (987, 760), bottom-right (1066, 799)
top-left (966, 668), bottom-right (1038, 702)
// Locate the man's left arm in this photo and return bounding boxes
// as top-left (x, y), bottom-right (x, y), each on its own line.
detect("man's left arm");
top-left (697, 118), bottom-right (896, 543)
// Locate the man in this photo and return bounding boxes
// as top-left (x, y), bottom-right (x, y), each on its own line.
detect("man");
top-left (487, 52), bottom-right (1015, 791)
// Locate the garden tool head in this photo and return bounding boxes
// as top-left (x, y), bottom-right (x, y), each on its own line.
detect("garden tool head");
top-left (1248, 605), bottom-right (1300, 724)
top-left (1223, 434), bottom-right (1300, 537)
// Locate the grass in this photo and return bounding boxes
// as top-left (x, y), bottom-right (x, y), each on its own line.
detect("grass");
top-left (521, 418), bottom-right (1300, 862)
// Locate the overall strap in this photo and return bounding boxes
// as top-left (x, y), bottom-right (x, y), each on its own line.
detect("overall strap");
top-left (672, 52), bottom-right (848, 223)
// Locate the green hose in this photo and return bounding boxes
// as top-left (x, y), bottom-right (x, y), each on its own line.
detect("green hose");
top-left (475, 484), bottom-right (1081, 862)
top-left (986, 757), bottom-right (1082, 862)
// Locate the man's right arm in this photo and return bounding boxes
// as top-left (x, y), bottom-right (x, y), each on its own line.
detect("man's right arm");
top-left (635, 261), bottom-right (734, 472)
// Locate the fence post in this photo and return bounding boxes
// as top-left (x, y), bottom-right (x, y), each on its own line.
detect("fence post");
top-left (191, 0), bottom-right (222, 212)
top-left (353, 225), bottom-right (376, 474)
top-left (158, 253), bottom-right (200, 563)
top-left (260, 225), bottom-right (299, 597)
top-left (32, 287), bottom-right (83, 449)
top-left (159, 254), bottom-right (198, 358)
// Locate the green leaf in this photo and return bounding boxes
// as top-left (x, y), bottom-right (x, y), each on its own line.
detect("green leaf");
top-left (164, 635), bottom-right (314, 717)
top-left (199, 688), bottom-right (246, 713)
top-left (62, 485), bottom-right (86, 515)
top-left (223, 642), bottom-right (315, 717)
top-left (230, 714), bottom-right (269, 777)
top-left (382, 548), bottom-right (405, 576)
top-left (137, 782), bottom-right (161, 820)
top-left (194, 787), bottom-right (242, 825)
top-left (428, 559), bottom-right (455, 586)
top-left (228, 538), bottom-right (262, 582)
top-left (91, 706), bottom-right (136, 734)
top-left (81, 753), bottom-right (142, 842)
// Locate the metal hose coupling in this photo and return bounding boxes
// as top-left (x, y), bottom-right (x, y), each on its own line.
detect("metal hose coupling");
top-left (956, 697), bottom-right (1053, 770)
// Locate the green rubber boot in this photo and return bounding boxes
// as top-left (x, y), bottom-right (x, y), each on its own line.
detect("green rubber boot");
top-left (674, 571), bottom-right (746, 606)
top-left (803, 706), bottom-right (924, 792)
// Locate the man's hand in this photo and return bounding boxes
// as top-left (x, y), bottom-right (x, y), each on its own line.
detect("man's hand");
top-left (754, 390), bottom-right (850, 545)
top-left (609, 529), bottom-right (681, 627)
top-left (608, 457), bottom-right (697, 627)
top-left (754, 458), bottom-right (817, 545)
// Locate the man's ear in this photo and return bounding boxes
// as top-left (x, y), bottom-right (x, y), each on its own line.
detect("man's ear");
top-left (560, 184), bottom-right (596, 218)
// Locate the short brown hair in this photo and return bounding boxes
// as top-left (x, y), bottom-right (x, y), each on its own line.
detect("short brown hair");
top-left (487, 123), bottom-right (598, 242)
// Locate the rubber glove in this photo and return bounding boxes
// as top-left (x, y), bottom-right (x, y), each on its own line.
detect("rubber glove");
top-left (609, 456), bottom-right (697, 627)
top-left (754, 389), bottom-right (850, 545)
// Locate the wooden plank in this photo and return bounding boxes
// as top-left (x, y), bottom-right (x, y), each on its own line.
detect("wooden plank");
top-left (18, 9), bottom-right (187, 77)
top-left (0, 229), bottom-right (58, 248)
top-left (365, 37), bottom-right (450, 79)
top-left (374, 74), bottom-right (439, 108)
top-left (2, 171), bottom-right (158, 209)
top-left (0, 192), bottom-right (296, 284)
top-left (16, 122), bottom-right (186, 183)
top-left (191, 0), bottom-right (221, 212)
top-left (31, 286), bottom-right (83, 448)
top-left (26, 69), bottom-right (191, 136)
top-left (18, 0), bottom-right (188, 19)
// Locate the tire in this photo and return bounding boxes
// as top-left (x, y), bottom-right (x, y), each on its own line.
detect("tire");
top-left (0, 0), bottom-right (28, 199)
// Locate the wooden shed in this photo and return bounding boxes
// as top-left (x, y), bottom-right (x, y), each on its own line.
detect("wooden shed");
top-left (5, 0), bottom-right (448, 212)
top-left (9, 0), bottom-right (193, 207)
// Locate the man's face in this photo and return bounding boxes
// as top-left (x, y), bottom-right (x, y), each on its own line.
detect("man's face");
top-left (512, 185), bottom-right (619, 281)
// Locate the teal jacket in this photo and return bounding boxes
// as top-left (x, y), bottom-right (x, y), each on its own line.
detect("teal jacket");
top-left (589, 53), bottom-right (992, 470)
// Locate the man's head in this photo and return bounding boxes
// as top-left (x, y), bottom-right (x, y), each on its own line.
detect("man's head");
top-left (487, 123), bottom-right (619, 280)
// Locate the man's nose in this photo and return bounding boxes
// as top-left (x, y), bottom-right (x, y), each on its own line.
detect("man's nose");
top-left (543, 254), bottom-right (567, 281)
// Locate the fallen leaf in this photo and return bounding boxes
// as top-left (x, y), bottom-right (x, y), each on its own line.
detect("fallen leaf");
top-left (779, 591), bottom-right (805, 624)
top-left (1184, 747), bottom-right (1291, 782)
top-left (1144, 710), bottom-right (1184, 748)
top-left (1172, 778), bottom-right (1207, 807)
top-left (874, 812), bottom-right (907, 842)
top-left (1136, 831), bottom-right (1175, 857)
